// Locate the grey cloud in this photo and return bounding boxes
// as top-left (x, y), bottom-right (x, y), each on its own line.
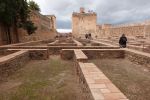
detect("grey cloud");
top-left (57, 20), bottom-right (71, 29)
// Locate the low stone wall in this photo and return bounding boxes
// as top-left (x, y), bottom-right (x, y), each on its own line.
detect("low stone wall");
top-left (61, 49), bottom-right (125, 60)
top-left (74, 50), bottom-right (88, 62)
top-left (61, 49), bottom-right (74, 60)
top-left (125, 49), bottom-right (150, 67)
top-left (0, 45), bottom-right (119, 55)
top-left (47, 40), bottom-right (59, 46)
top-left (0, 39), bottom-right (54, 47)
top-left (2, 40), bottom-right (43, 46)
top-left (61, 48), bottom-right (150, 66)
top-left (48, 40), bottom-right (77, 46)
top-left (76, 62), bottom-right (128, 100)
top-left (144, 46), bottom-right (150, 53)
top-left (127, 45), bottom-right (144, 51)
top-left (91, 40), bottom-right (117, 47)
top-left (0, 50), bottom-right (30, 81)
top-left (0, 49), bottom-right (17, 57)
top-left (83, 49), bottom-right (125, 59)
top-left (50, 46), bottom-right (119, 55)
top-left (77, 39), bottom-right (91, 46)
top-left (29, 49), bottom-right (49, 60)
top-left (97, 39), bottom-right (150, 53)
top-left (0, 46), bottom-right (48, 50)
top-left (50, 43), bottom-right (77, 46)
top-left (91, 41), bottom-right (108, 46)
top-left (76, 62), bottom-right (94, 100)
top-left (8, 49), bottom-right (49, 60)
top-left (73, 39), bottom-right (83, 46)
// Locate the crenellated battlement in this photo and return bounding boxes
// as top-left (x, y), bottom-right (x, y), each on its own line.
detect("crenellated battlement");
top-left (72, 12), bottom-right (97, 17)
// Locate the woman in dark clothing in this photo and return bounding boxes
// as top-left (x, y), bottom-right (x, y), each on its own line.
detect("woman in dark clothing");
top-left (119, 34), bottom-right (127, 48)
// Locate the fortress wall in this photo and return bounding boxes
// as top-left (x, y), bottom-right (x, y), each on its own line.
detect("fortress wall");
top-left (97, 24), bottom-right (147, 38)
top-left (145, 25), bottom-right (150, 38)
top-left (18, 11), bottom-right (57, 42)
top-left (0, 11), bottom-right (57, 45)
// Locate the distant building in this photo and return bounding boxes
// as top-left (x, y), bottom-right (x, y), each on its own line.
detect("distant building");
top-left (72, 7), bottom-right (97, 38)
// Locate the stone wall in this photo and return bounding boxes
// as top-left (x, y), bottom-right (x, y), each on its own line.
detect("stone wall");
top-left (145, 25), bottom-right (150, 38)
top-left (46, 15), bottom-right (57, 30)
top-left (97, 23), bottom-right (150, 39)
top-left (0, 50), bottom-right (30, 81)
top-left (7, 40), bottom-right (43, 46)
top-left (76, 62), bottom-right (128, 100)
top-left (125, 49), bottom-right (150, 67)
top-left (0, 49), bottom-right (17, 57)
top-left (61, 49), bottom-right (125, 60)
top-left (0, 11), bottom-right (57, 46)
top-left (29, 49), bottom-right (49, 60)
top-left (110, 25), bottom-right (144, 37)
top-left (0, 46), bottom-right (48, 50)
top-left (83, 49), bottom-right (125, 59)
top-left (7, 49), bottom-right (49, 60)
top-left (51, 46), bottom-right (119, 55)
top-left (61, 49), bottom-right (74, 60)
top-left (76, 62), bottom-right (94, 100)
top-left (18, 11), bottom-right (57, 42)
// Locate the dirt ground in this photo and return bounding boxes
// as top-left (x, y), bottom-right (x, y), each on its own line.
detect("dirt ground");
top-left (0, 55), bottom-right (83, 100)
top-left (90, 59), bottom-right (150, 100)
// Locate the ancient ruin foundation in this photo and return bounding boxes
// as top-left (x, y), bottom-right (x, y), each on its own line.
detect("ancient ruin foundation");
top-left (0, 37), bottom-right (149, 100)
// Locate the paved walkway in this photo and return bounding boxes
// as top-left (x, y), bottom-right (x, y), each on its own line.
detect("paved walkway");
top-left (78, 62), bottom-right (128, 100)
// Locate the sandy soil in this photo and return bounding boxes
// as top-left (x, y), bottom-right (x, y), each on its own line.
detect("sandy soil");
top-left (0, 55), bottom-right (83, 100)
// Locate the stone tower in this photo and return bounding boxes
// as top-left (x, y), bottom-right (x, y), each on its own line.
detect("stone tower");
top-left (72, 7), bottom-right (97, 38)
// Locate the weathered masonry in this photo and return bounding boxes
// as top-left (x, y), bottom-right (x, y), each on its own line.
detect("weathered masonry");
top-left (72, 8), bottom-right (97, 38)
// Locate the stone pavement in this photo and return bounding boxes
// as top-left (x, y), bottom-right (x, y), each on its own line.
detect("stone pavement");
top-left (74, 49), bottom-right (88, 62)
top-left (78, 62), bottom-right (128, 100)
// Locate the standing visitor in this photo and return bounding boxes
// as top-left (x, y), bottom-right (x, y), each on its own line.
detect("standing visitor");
top-left (88, 33), bottom-right (92, 39)
top-left (119, 34), bottom-right (127, 48)
top-left (85, 34), bottom-right (88, 39)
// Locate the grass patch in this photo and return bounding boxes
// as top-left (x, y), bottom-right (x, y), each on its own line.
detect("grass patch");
top-left (91, 59), bottom-right (150, 100)
top-left (0, 55), bottom-right (82, 100)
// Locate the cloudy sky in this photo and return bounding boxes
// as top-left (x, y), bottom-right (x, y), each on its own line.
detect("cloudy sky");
top-left (33, 0), bottom-right (150, 29)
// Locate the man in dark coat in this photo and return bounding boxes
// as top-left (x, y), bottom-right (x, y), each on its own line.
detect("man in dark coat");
top-left (119, 34), bottom-right (127, 48)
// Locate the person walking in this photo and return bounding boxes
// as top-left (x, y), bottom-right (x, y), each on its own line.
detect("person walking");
top-left (119, 34), bottom-right (127, 48)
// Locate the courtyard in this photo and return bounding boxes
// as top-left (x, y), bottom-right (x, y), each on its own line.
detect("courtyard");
top-left (0, 0), bottom-right (150, 100)
top-left (0, 37), bottom-right (149, 100)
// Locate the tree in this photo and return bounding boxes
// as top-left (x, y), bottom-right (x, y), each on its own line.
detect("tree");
top-left (0, 0), bottom-right (38, 43)
top-left (23, 21), bottom-right (37, 35)
top-left (28, 1), bottom-right (40, 12)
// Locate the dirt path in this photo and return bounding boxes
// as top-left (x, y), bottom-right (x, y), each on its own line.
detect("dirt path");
top-left (91, 59), bottom-right (150, 100)
top-left (0, 55), bottom-right (83, 100)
